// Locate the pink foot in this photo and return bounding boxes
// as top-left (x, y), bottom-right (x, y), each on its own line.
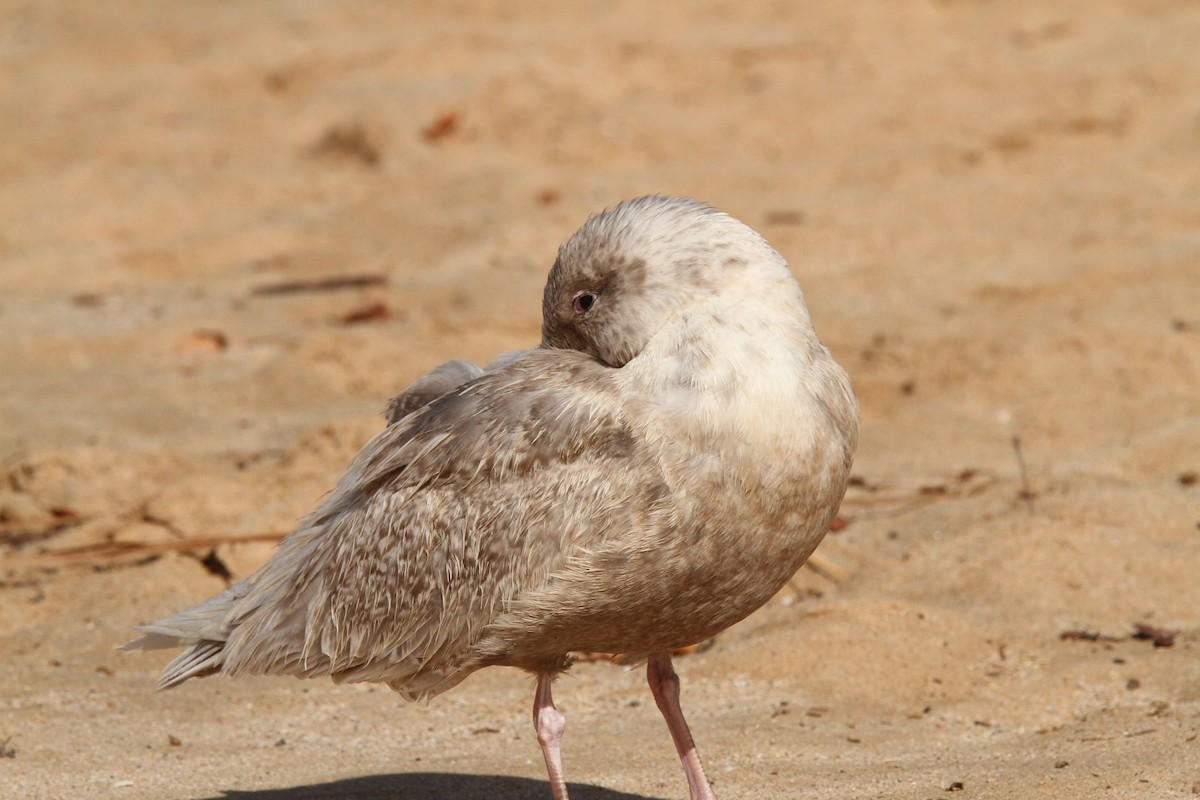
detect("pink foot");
top-left (533, 672), bottom-right (570, 800)
top-left (648, 651), bottom-right (718, 800)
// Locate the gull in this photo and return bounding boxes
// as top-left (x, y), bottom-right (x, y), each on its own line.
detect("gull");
top-left (123, 196), bottom-right (859, 799)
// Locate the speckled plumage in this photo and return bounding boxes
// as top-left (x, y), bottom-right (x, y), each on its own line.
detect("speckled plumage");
top-left (123, 196), bottom-right (858, 799)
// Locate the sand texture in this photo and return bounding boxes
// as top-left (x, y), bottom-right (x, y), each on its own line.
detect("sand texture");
top-left (2, 2), bottom-right (1199, 798)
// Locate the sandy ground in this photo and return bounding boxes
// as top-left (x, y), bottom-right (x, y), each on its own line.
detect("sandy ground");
top-left (3, 2), bottom-right (1200, 798)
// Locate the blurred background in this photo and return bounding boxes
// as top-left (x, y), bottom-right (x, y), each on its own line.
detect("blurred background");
top-left (2, 2), bottom-right (1198, 798)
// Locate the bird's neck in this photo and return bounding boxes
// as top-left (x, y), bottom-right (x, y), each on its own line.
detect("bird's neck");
top-left (619, 291), bottom-right (854, 473)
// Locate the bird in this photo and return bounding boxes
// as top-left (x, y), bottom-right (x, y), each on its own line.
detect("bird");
top-left (122, 196), bottom-right (859, 800)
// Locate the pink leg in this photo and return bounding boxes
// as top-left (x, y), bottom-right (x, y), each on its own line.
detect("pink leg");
top-left (533, 672), bottom-right (570, 800)
top-left (647, 651), bottom-right (718, 800)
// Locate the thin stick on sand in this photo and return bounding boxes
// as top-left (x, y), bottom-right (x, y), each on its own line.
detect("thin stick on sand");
top-left (5, 532), bottom-right (286, 568)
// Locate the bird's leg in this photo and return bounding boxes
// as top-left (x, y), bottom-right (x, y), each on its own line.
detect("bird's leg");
top-left (647, 651), bottom-right (718, 800)
top-left (533, 672), bottom-right (570, 800)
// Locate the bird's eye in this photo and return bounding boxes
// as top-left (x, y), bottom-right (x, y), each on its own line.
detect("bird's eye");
top-left (572, 291), bottom-right (598, 315)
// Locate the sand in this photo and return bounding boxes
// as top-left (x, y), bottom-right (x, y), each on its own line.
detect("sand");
top-left (2, 2), bottom-right (1198, 798)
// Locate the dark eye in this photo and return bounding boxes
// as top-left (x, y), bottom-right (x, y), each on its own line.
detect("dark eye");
top-left (572, 291), bottom-right (598, 315)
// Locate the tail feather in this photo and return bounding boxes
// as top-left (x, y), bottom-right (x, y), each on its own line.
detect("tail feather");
top-left (158, 640), bottom-right (226, 689)
top-left (118, 631), bottom-right (188, 652)
top-left (120, 583), bottom-right (246, 688)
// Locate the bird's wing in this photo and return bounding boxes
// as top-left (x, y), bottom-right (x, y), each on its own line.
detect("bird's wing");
top-left (382, 359), bottom-right (484, 425)
top-left (201, 348), bottom-right (653, 689)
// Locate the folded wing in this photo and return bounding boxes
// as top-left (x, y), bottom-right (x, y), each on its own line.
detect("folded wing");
top-left (123, 349), bottom-right (649, 697)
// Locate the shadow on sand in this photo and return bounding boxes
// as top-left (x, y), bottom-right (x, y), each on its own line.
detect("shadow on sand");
top-left (200, 772), bottom-right (666, 800)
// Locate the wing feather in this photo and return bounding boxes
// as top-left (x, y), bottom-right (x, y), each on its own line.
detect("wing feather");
top-left (134, 348), bottom-right (651, 697)
top-left (382, 360), bottom-right (483, 424)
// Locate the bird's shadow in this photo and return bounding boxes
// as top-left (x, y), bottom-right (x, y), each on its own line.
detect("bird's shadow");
top-left (198, 772), bottom-right (666, 800)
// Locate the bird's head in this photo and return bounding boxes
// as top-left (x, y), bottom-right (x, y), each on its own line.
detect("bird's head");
top-left (540, 195), bottom-right (813, 368)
